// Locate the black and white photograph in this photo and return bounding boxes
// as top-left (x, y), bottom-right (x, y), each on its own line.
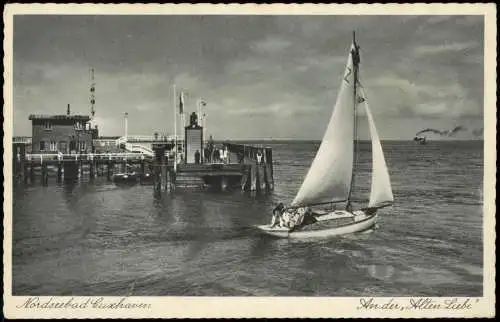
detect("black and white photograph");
top-left (3, 3), bottom-right (496, 319)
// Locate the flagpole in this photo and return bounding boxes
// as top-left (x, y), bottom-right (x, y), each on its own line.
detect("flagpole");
top-left (180, 91), bottom-right (185, 163)
top-left (196, 98), bottom-right (202, 161)
top-left (173, 84), bottom-right (177, 172)
top-left (202, 101), bottom-right (206, 161)
top-left (196, 99), bottom-right (200, 125)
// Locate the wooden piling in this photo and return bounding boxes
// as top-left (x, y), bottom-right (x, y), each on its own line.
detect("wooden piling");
top-left (257, 164), bottom-right (266, 191)
top-left (154, 164), bottom-right (161, 193)
top-left (95, 161), bottom-right (99, 177)
top-left (29, 161), bottom-right (35, 184)
top-left (90, 161), bottom-right (95, 179)
top-left (77, 159), bottom-right (82, 179)
top-left (140, 160), bottom-right (145, 176)
top-left (221, 176), bottom-right (228, 191)
top-left (170, 168), bottom-right (176, 190)
top-left (106, 160), bottom-right (113, 181)
top-left (57, 162), bottom-right (63, 183)
top-left (23, 162), bottom-right (28, 184)
top-left (240, 165), bottom-right (249, 191)
top-left (264, 163), bottom-right (274, 190)
top-left (63, 161), bottom-right (78, 183)
top-left (264, 147), bottom-right (274, 190)
top-left (41, 163), bottom-right (48, 185)
top-left (13, 145), bottom-right (20, 181)
top-left (160, 155), bottom-right (167, 192)
top-left (165, 168), bottom-right (172, 192)
top-left (18, 146), bottom-right (26, 184)
top-left (250, 164), bottom-right (257, 191)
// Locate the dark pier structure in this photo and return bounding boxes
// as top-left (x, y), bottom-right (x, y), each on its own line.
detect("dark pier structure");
top-left (149, 112), bottom-right (274, 193)
top-left (13, 110), bottom-right (274, 193)
top-left (13, 150), bottom-right (154, 185)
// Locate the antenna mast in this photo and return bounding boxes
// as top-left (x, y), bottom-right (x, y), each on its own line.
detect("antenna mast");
top-left (90, 68), bottom-right (96, 119)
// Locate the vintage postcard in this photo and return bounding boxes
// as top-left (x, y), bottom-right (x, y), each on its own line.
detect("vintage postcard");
top-left (3, 3), bottom-right (496, 319)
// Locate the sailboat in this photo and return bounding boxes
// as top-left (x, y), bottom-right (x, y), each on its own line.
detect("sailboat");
top-left (256, 33), bottom-right (394, 238)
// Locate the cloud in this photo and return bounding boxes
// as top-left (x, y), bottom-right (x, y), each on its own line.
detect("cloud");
top-left (251, 37), bottom-right (292, 54)
top-left (367, 75), bottom-right (480, 118)
top-left (226, 101), bottom-right (317, 117)
top-left (425, 16), bottom-right (455, 25)
top-left (414, 41), bottom-right (478, 56)
top-left (12, 15), bottom-right (484, 140)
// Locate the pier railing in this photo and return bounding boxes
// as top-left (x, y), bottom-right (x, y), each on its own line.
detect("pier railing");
top-left (124, 143), bottom-right (155, 156)
top-left (117, 135), bottom-right (183, 144)
top-left (23, 152), bottom-right (152, 163)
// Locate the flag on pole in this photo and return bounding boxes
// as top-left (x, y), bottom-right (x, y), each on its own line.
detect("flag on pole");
top-left (179, 92), bottom-right (185, 115)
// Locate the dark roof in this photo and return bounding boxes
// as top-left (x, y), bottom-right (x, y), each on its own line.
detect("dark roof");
top-left (97, 136), bottom-right (121, 139)
top-left (28, 114), bottom-right (91, 121)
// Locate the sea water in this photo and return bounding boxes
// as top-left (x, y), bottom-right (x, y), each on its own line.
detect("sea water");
top-left (12, 140), bottom-right (483, 296)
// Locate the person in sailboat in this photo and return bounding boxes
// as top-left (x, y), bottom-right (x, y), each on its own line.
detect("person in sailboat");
top-left (270, 203), bottom-right (285, 227)
top-left (281, 210), bottom-right (293, 228)
top-left (287, 207), bottom-right (310, 229)
top-left (293, 207), bottom-right (307, 227)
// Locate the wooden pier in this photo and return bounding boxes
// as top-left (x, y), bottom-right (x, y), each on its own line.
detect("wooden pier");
top-left (13, 142), bottom-right (274, 193)
top-left (12, 151), bottom-right (152, 185)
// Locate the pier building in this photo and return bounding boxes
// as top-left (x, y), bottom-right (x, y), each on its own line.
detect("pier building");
top-left (29, 104), bottom-right (98, 154)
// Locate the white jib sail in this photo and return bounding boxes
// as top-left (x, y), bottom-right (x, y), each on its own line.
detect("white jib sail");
top-left (360, 87), bottom-right (394, 208)
top-left (292, 45), bottom-right (357, 207)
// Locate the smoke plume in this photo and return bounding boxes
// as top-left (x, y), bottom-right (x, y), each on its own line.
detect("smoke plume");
top-left (415, 125), bottom-right (468, 137)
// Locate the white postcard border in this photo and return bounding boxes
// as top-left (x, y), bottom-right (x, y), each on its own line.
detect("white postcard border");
top-left (3, 3), bottom-right (496, 319)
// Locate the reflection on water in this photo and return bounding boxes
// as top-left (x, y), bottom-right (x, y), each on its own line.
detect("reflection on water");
top-left (12, 141), bottom-right (483, 296)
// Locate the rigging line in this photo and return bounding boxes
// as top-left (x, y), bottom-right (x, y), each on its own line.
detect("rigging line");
top-left (352, 72), bottom-right (363, 210)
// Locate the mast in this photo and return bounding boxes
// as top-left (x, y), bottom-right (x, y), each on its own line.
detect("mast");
top-left (291, 32), bottom-right (363, 210)
top-left (90, 68), bottom-right (96, 119)
top-left (347, 31), bottom-right (360, 211)
top-left (173, 84), bottom-right (177, 172)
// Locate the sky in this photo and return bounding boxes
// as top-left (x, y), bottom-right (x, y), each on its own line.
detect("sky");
top-left (13, 15), bottom-right (484, 140)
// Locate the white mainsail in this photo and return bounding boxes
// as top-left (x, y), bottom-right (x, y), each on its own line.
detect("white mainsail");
top-left (360, 87), bottom-right (394, 208)
top-left (292, 45), bottom-right (357, 207)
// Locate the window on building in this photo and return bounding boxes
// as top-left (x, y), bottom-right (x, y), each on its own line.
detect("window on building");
top-left (50, 141), bottom-right (57, 151)
top-left (39, 141), bottom-right (45, 151)
top-left (59, 141), bottom-right (67, 153)
top-left (44, 121), bottom-right (52, 130)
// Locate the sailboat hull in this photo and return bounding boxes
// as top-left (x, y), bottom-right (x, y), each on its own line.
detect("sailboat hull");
top-left (255, 212), bottom-right (377, 239)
